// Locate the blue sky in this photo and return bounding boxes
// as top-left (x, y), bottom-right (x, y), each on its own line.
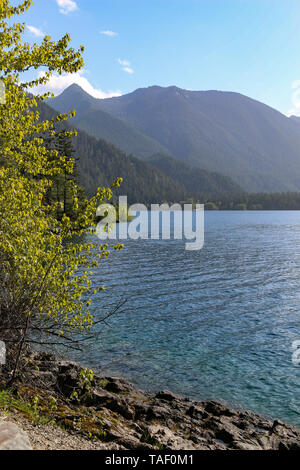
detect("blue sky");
top-left (20, 0), bottom-right (300, 115)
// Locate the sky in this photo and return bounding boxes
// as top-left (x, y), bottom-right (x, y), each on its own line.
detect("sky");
top-left (17, 0), bottom-right (300, 115)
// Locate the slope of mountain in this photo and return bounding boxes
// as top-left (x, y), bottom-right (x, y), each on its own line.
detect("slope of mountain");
top-left (40, 99), bottom-right (244, 203)
top-left (51, 84), bottom-right (171, 159)
top-left (147, 153), bottom-right (243, 197)
top-left (73, 132), bottom-right (188, 203)
top-left (290, 115), bottom-right (300, 124)
top-left (53, 84), bottom-right (300, 192)
top-left (38, 100), bottom-right (187, 203)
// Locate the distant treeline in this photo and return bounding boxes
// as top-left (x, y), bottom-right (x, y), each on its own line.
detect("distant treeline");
top-left (202, 192), bottom-right (300, 210)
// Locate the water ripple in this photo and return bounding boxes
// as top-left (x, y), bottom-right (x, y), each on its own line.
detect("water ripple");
top-left (74, 211), bottom-right (300, 426)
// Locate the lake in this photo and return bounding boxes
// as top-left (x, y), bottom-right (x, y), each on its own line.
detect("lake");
top-left (75, 211), bottom-right (300, 427)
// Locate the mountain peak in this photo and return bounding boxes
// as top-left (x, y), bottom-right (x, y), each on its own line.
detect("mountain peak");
top-left (56, 83), bottom-right (87, 98)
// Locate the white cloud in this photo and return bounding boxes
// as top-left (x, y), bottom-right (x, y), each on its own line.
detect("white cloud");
top-left (122, 67), bottom-right (134, 75)
top-left (27, 25), bottom-right (45, 38)
top-left (101, 30), bottom-right (118, 37)
top-left (30, 71), bottom-right (122, 99)
top-left (118, 59), bottom-right (130, 67)
top-left (288, 81), bottom-right (300, 116)
top-left (56, 0), bottom-right (78, 15)
top-left (118, 59), bottom-right (134, 74)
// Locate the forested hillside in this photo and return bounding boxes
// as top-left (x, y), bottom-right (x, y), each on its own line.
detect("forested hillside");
top-left (40, 100), bottom-right (245, 204)
top-left (147, 153), bottom-right (243, 198)
top-left (39, 100), bottom-right (187, 203)
top-left (72, 131), bottom-right (188, 203)
top-left (40, 97), bottom-right (300, 209)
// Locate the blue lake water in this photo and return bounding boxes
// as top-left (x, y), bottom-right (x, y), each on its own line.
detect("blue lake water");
top-left (75, 211), bottom-right (300, 426)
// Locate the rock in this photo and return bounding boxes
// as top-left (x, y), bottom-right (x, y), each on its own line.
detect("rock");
top-left (272, 419), bottom-right (285, 428)
top-left (35, 352), bottom-right (56, 362)
top-left (27, 370), bottom-right (57, 388)
top-left (0, 422), bottom-right (32, 450)
top-left (57, 361), bottom-right (82, 375)
top-left (147, 424), bottom-right (196, 450)
top-left (35, 361), bottom-right (59, 374)
top-left (104, 377), bottom-right (136, 395)
top-left (87, 389), bottom-right (135, 420)
top-left (145, 405), bottom-right (171, 421)
top-left (186, 404), bottom-right (205, 419)
top-left (132, 403), bottom-right (150, 419)
top-left (231, 438), bottom-right (262, 450)
top-left (9, 351), bottom-right (300, 451)
top-left (56, 362), bottom-right (81, 396)
top-left (105, 397), bottom-right (135, 420)
top-left (155, 390), bottom-right (179, 401)
top-left (204, 400), bottom-right (237, 417)
top-left (117, 435), bottom-right (153, 451)
top-left (83, 389), bottom-right (115, 407)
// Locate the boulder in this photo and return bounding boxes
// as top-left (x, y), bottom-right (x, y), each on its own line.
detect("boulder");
top-left (0, 422), bottom-right (32, 450)
top-left (56, 361), bottom-right (81, 396)
top-left (155, 390), bottom-right (179, 401)
top-left (104, 377), bottom-right (136, 395)
top-left (83, 389), bottom-right (115, 407)
top-left (147, 424), bottom-right (196, 450)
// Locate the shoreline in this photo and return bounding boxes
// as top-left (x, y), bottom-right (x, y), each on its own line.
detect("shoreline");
top-left (1, 351), bottom-right (300, 450)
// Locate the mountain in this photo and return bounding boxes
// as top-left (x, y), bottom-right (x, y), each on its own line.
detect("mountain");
top-left (72, 132), bottom-right (188, 203)
top-left (147, 153), bottom-right (243, 197)
top-left (290, 115), bottom-right (300, 124)
top-left (51, 84), bottom-right (170, 159)
top-left (38, 100), bottom-right (188, 203)
top-left (41, 99), bottom-right (244, 203)
top-left (52, 84), bottom-right (300, 192)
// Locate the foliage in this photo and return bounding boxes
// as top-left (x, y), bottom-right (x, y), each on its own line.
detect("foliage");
top-left (0, 384), bottom-right (108, 439)
top-left (0, 0), bottom-right (123, 381)
top-left (70, 368), bottom-right (94, 402)
top-left (0, 388), bottom-right (41, 423)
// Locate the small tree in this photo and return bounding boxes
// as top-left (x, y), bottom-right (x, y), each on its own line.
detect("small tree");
top-left (0, 0), bottom-right (123, 382)
top-left (43, 127), bottom-right (84, 219)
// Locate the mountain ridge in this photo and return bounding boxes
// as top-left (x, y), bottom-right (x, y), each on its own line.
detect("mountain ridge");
top-left (52, 84), bottom-right (300, 193)
top-left (51, 84), bottom-right (171, 159)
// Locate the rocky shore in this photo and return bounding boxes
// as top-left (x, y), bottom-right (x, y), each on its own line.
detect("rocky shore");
top-left (1, 351), bottom-right (300, 450)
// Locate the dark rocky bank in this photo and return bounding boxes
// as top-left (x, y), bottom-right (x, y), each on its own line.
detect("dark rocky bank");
top-left (2, 351), bottom-right (300, 451)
